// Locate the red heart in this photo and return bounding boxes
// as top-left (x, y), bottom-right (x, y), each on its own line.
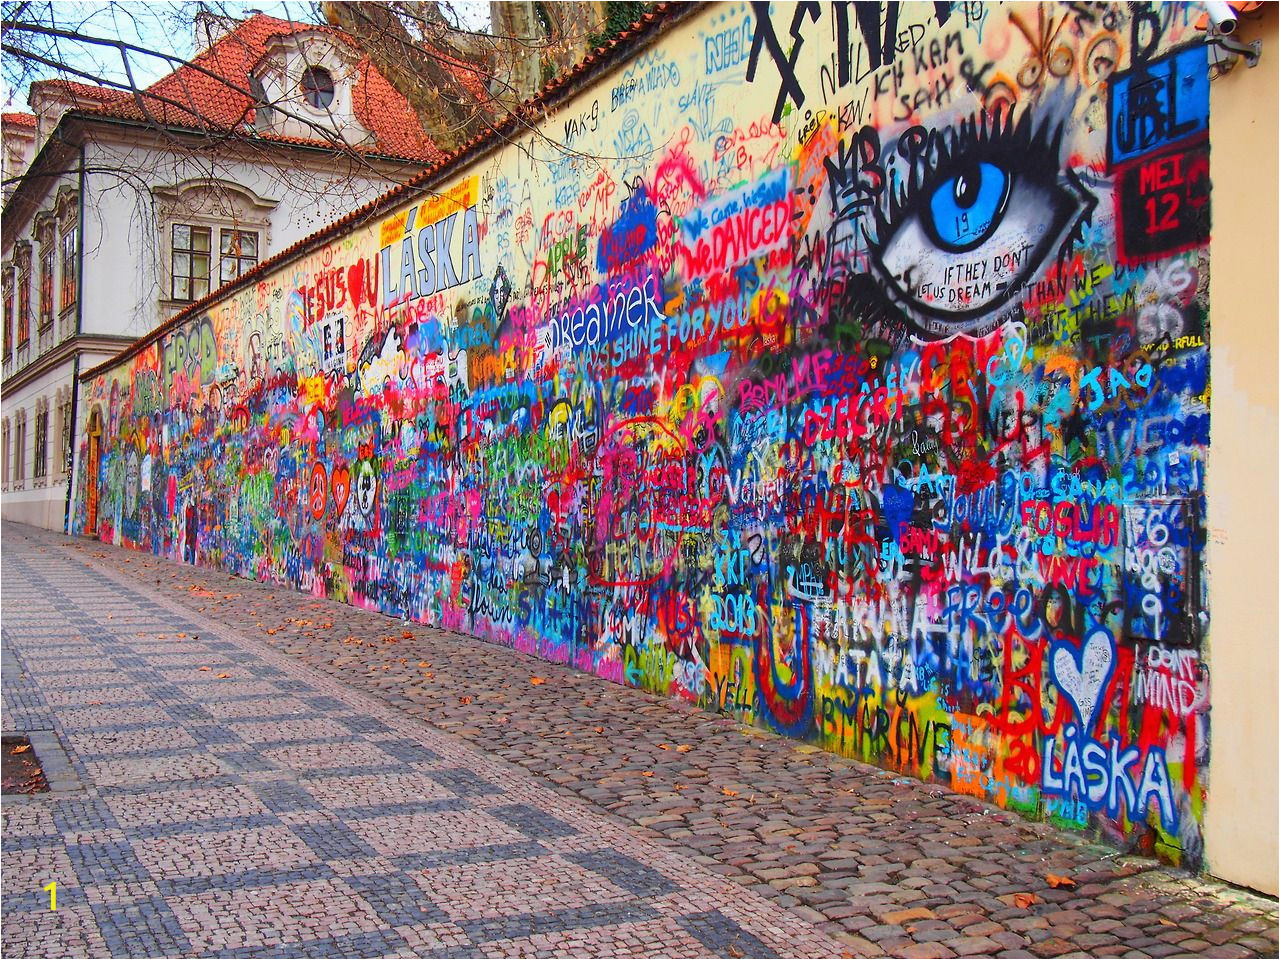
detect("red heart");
top-left (331, 465), bottom-right (351, 516)
top-left (347, 260), bottom-right (366, 311)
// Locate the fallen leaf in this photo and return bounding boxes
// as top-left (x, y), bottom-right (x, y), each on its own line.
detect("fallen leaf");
top-left (12, 743), bottom-right (31, 754)
top-left (176, 633), bottom-right (187, 638)
top-left (402, 631), bottom-right (413, 639)
top-left (529, 677), bottom-right (547, 685)
top-left (1046, 873), bottom-right (1077, 889)
top-left (594, 727), bottom-right (605, 734)
top-left (423, 672), bottom-right (435, 679)
top-left (674, 783), bottom-right (687, 791)
top-left (199, 666), bottom-right (211, 672)
top-left (1013, 893), bottom-right (1039, 909)
top-left (727, 944), bottom-right (744, 958)
top-left (418, 661), bottom-right (431, 668)
top-left (642, 771), bottom-right (654, 777)
top-left (722, 788), bottom-right (738, 797)
top-left (676, 744), bottom-right (693, 753)
top-left (658, 743), bottom-right (671, 750)
top-left (266, 628), bottom-right (278, 635)
top-left (1158, 919), bottom-right (1177, 927)
top-left (459, 696), bottom-right (473, 705)
top-left (216, 673), bottom-right (231, 679)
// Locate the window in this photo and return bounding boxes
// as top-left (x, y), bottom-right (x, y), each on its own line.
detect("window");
top-left (156, 181), bottom-right (274, 305)
top-left (39, 248), bottom-right (53, 328)
top-left (34, 402), bottom-right (47, 480)
top-left (249, 74), bottom-right (274, 129)
top-left (60, 230), bottom-right (77, 310)
top-left (3, 287), bottom-right (11, 356)
top-left (219, 229), bottom-right (259, 283)
top-left (17, 271), bottom-right (30, 346)
top-left (59, 390), bottom-right (72, 478)
top-left (171, 224), bottom-right (211, 301)
top-left (300, 66), bottom-right (335, 109)
top-left (54, 185), bottom-right (78, 314)
top-left (1, 418), bottom-right (9, 486)
top-left (13, 411), bottom-right (25, 485)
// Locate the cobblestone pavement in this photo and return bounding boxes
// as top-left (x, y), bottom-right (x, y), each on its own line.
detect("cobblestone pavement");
top-left (4, 523), bottom-right (1278, 958)
top-left (1, 526), bottom-right (843, 958)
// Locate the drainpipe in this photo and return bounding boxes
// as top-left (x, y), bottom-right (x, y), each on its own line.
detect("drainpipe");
top-left (75, 141), bottom-right (85, 337)
top-left (62, 352), bottom-right (79, 534)
top-left (63, 143), bottom-right (86, 534)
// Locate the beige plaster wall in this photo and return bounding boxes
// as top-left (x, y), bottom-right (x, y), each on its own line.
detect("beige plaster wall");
top-left (1205, 9), bottom-right (1280, 896)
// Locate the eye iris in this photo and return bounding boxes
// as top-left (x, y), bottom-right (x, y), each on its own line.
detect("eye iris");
top-left (928, 162), bottom-right (1010, 251)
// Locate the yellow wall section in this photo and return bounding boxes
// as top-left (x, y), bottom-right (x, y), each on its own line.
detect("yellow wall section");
top-left (1205, 8), bottom-right (1279, 896)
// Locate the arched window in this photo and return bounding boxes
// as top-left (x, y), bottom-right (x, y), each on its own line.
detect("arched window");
top-left (300, 66), bottom-right (335, 109)
top-left (34, 397), bottom-right (49, 482)
top-left (13, 408), bottom-right (26, 486)
top-left (57, 387), bottom-right (73, 479)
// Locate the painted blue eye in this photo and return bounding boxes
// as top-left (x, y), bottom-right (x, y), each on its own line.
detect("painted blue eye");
top-left (927, 163), bottom-right (1011, 252)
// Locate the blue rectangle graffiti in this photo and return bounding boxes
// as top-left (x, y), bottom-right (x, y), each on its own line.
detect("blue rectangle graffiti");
top-left (1109, 42), bottom-right (1210, 166)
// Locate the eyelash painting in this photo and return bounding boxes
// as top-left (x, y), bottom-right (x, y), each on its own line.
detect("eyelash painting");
top-left (865, 107), bottom-right (1096, 340)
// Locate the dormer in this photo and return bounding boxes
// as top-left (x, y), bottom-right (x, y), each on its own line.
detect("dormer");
top-left (0, 115), bottom-right (37, 201)
top-left (248, 30), bottom-right (374, 148)
top-left (28, 84), bottom-right (77, 148)
top-left (27, 80), bottom-right (127, 150)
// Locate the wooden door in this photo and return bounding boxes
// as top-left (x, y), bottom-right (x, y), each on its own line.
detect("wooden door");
top-left (85, 409), bottom-right (102, 536)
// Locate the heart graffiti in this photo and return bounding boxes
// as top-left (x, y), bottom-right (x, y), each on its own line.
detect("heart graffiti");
top-left (331, 464), bottom-right (351, 517)
top-left (1050, 628), bottom-right (1115, 734)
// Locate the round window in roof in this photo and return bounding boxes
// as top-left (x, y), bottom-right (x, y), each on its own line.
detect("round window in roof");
top-left (300, 66), bottom-right (335, 109)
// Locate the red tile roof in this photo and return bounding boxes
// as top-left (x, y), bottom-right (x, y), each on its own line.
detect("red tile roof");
top-left (26, 80), bottom-right (132, 107)
top-left (32, 13), bottom-right (461, 163)
top-left (2, 112), bottom-right (38, 127)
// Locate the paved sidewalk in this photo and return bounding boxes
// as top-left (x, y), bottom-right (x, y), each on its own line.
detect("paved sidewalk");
top-left (4, 523), bottom-right (1278, 958)
top-left (1, 527), bottom-right (841, 958)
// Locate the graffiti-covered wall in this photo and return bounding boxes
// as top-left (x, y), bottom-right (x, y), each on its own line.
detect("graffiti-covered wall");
top-left (78, 2), bottom-right (1214, 865)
